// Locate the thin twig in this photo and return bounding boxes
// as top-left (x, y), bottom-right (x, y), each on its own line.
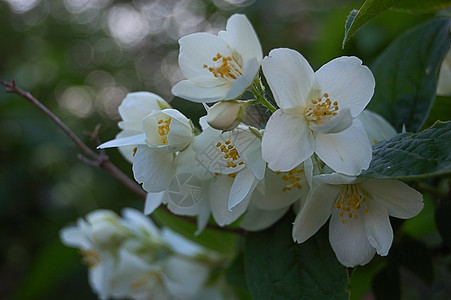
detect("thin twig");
top-left (0, 79), bottom-right (245, 235)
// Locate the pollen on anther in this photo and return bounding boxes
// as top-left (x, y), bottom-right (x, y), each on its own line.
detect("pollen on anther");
top-left (216, 139), bottom-right (243, 168)
top-left (157, 117), bottom-right (171, 145)
top-left (278, 167), bottom-right (304, 192)
top-left (304, 92), bottom-right (339, 122)
top-left (335, 184), bottom-right (368, 225)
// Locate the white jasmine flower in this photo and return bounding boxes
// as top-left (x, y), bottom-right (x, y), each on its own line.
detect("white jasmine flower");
top-left (114, 92), bottom-right (170, 162)
top-left (61, 209), bottom-right (222, 300)
top-left (99, 108), bottom-right (194, 194)
top-left (99, 108), bottom-right (194, 154)
top-left (292, 173), bottom-right (424, 267)
top-left (261, 48), bottom-right (374, 175)
top-left (239, 158), bottom-right (314, 231)
top-left (172, 14), bottom-right (263, 103)
top-left (193, 121), bottom-right (266, 212)
top-left (59, 210), bottom-right (126, 299)
top-left (109, 248), bottom-right (210, 300)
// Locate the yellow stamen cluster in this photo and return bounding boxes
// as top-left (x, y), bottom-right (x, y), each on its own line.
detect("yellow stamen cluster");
top-left (203, 53), bottom-right (242, 80)
top-left (157, 117), bottom-right (171, 145)
top-left (305, 93), bottom-right (339, 122)
top-left (216, 140), bottom-right (244, 168)
top-left (276, 167), bottom-right (304, 192)
top-left (80, 249), bottom-right (101, 269)
top-left (335, 184), bottom-right (368, 224)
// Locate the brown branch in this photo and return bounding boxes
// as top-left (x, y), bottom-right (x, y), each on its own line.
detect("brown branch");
top-left (0, 79), bottom-right (245, 235)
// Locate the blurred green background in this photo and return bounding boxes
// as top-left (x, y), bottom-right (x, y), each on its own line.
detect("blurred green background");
top-left (0, 0), bottom-right (444, 299)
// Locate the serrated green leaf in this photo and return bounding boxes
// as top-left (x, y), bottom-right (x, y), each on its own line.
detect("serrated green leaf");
top-left (342, 0), bottom-right (399, 48)
top-left (435, 195), bottom-right (451, 248)
top-left (244, 212), bottom-right (350, 300)
top-left (368, 18), bottom-right (451, 132)
top-left (360, 121), bottom-right (451, 179)
top-left (393, 0), bottom-right (451, 13)
top-left (153, 208), bottom-right (238, 257)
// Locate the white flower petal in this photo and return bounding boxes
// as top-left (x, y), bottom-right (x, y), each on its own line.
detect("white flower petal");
top-left (208, 175), bottom-right (249, 226)
top-left (315, 173), bottom-right (358, 185)
top-left (228, 168), bottom-right (259, 210)
top-left (90, 253), bottom-right (115, 299)
top-left (219, 14), bottom-right (262, 64)
top-left (360, 179), bottom-right (424, 219)
top-left (118, 91), bottom-right (168, 130)
top-left (310, 107), bottom-right (352, 134)
top-left (292, 184), bottom-right (338, 243)
top-left (161, 228), bottom-right (204, 257)
top-left (262, 109), bottom-right (314, 172)
top-left (98, 133), bottom-right (146, 149)
top-left (195, 199), bottom-right (211, 236)
top-left (364, 199), bottom-right (393, 256)
top-left (132, 146), bottom-right (175, 193)
top-left (314, 120), bottom-right (371, 175)
top-left (240, 204), bottom-right (288, 231)
top-left (315, 56), bottom-right (375, 117)
top-left (178, 32), bottom-right (231, 81)
top-left (108, 250), bottom-right (161, 299)
top-left (358, 110), bottom-right (397, 145)
top-left (329, 208), bottom-right (376, 267)
top-left (115, 130), bottom-right (141, 163)
top-left (122, 207), bottom-right (160, 235)
top-left (262, 48), bottom-right (314, 111)
top-left (144, 191), bottom-right (165, 215)
top-left (171, 80), bottom-right (230, 103)
top-left (225, 57), bottom-right (259, 100)
top-left (252, 169), bottom-right (305, 210)
top-left (162, 256), bottom-right (209, 298)
top-left (60, 226), bottom-right (90, 249)
top-left (234, 128), bottom-right (266, 180)
top-left (437, 48), bottom-right (451, 96)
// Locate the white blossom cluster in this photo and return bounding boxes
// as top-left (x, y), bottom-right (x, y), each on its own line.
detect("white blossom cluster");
top-left (60, 208), bottom-right (231, 300)
top-left (97, 14), bottom-right (424, 269)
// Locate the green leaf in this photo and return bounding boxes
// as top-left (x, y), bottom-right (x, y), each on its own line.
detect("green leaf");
top-left (225, 250), bottom-right (249, 290)
top-left (361, 121), bottom-right (451, 179)
top-left (368, 18), bottom-right (451, 132)
top-left (393, 0), bottom-right (451, 13)
top-left (342, 0), bottom-right (399, 48)
top-left (435, 194), bottom-right (451, 248)
top-left (153, 208), bottom-right (238, 257)
top-left (244, 212), bottom-right (350, 300)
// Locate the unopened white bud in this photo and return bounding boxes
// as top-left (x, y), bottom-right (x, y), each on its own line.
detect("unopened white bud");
top-left (207, 100), bottom-right (248, 131)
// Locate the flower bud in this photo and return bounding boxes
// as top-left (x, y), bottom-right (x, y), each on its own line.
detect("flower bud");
top-left (207, 100), bottom-right (248, 131)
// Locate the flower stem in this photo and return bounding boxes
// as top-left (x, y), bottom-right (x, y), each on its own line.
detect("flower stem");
top-left (250, 77), bottom-right (277, 113)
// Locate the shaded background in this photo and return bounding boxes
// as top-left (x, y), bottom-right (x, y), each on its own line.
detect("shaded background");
top-left (0, 0), bottom-right (444, 299)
